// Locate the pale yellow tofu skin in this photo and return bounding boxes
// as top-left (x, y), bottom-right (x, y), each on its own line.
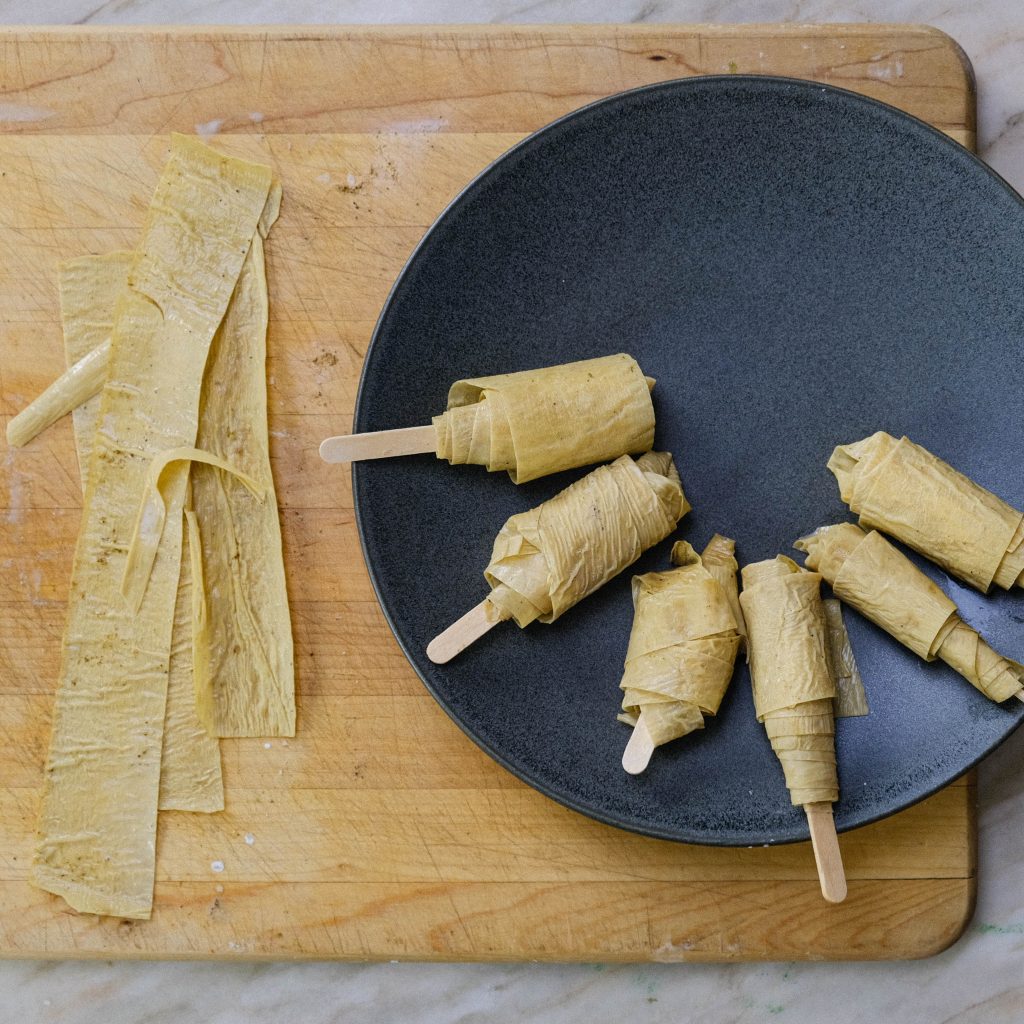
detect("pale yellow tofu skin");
top-left (829, 432), bottom-right (1024, 592)
top-left (32, 136), bottom-right (274, 919)
top-left (433, 353), bottom-right (656, 483)
top-left (701, 533), bottom-right (747, 648)
top-left (190, 216), bottom-right (296, 739)
top-left (823, 599), bottom-right (869, 719)
top-left (160, 505), bottom-right (225, 811)
top-left (797, 524), bottom-right (1023, 703)
top-left (58, 253), bottom-right (224, 815)
top-left (618, 538), bottom-right (742, 749)
top-left (485, 452), bottom-right (689, 626)
top-left (58, 254), bottom-right (130, 496)
top-left (740, 557), bottom-right (838, 807)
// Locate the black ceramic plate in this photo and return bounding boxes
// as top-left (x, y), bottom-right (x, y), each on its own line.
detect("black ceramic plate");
top-left (352, 76), bottom-right (1024, 845)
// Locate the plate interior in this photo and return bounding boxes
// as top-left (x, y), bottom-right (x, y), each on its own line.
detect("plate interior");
top-left (354, 77), bottom-right (1024, 844)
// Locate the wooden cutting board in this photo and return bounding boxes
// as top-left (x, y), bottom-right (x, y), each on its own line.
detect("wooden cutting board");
top-left (0, 24), bottom-right (978, 960)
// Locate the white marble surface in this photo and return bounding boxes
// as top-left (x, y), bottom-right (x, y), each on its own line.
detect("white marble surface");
top-left (2, 2), bottom-right (1024, 1022)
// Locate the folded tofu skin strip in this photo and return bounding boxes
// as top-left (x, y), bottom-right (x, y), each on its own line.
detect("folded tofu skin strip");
top-left (618, 537), bottom-right (742, 748)
top-left (829, 432), bottom-right (1024, 592)
top-left (59, 254), bottom-right (224, 815)
top-left (189, 214), bottom-right (296, 739)
top-left (158, 500), bottom-right (226, 814)
top-left (434, 354), bottom-right (656, 483)
top-left (797, 523), bottom-right (1024, 703)
top-left (823, 598), bottom-right (869, 718)
top-left (32, 136), bottom-right (275, 919)
top-left (484, 452), bottom-right (689, 627)
top-left (122, 445), bottom-right (265, 612)
top-left (740, 557), bottom-right (839, 807)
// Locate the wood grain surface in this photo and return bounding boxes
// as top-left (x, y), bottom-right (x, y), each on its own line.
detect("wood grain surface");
top-left (0, 24), bottom-right (978, 960)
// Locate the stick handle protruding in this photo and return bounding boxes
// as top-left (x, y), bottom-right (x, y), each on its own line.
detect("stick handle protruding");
top-left (621, 713), bottom-right (656, 774)
top-left (319, 424), bottom-right (437, 464)
top-left (804, 802), bottom-right (847, 904)
top-left (427, 599), bottom-right (507, 664)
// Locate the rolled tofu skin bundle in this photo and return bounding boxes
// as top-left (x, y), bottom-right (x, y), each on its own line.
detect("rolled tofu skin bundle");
top-left (739, 556), bottom-right (838, 806)
top-left (485, 452), bottom-right (688, 626)
top-left (829, 432), bottom-right (1024, 592)
top-left (433, 354), bottom-right (655, 483)
top-left (797, 524), bottom-right (1024, 703)
top-left (619, 538), bottom-right (742, 748)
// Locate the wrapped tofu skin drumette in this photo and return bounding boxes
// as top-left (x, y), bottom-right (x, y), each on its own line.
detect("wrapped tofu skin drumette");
top-left (427, 452), bottom-right (688, 662)
top-left (619, 536), bottom-right (743, 774)
top-left (740, 558), bottom-right (839, 806)
top-left (321, 353), bottom-right (657, 483)
top-left (796, 523), bottom-right (1024, 704)
top-left (739, 556), bottom-right (846, 903)
top-left (829, 432), bottom-right (1024, 592)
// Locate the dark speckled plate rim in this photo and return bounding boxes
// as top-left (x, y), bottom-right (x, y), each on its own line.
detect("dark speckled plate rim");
top-left (350, 74), bottom-right (1024, 846)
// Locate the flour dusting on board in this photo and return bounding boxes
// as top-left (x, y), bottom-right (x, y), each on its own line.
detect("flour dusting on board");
top-left (867, 56), bottom-right (905, 80)
top-left (385, 117), bottom-right (448, 133)
top-left (0, 103), bottom-right (55, 123)
top-left (195, 119), bottom-right (225, 138)
top-left (652, 938), bottom-right (696, 961)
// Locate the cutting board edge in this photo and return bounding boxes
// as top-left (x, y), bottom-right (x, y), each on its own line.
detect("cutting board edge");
top-left (0, 22), bottom-right (980, 962)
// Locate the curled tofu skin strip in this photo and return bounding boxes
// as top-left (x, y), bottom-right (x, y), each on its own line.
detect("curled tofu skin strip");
top-left (619, 537), bottom-right (742, 750)
top-left (32, 135), bottom-right (276, 919)
top-left (5, 337), bottom-right (112, 449)
top-left (739, 557), bottom-right (839, 807)
top-left (829, 432), bottom-right (1024, 592)
top-left (797, 523), bottom-right (1024, 703)
top-left (122, 446), bottom-right (265, 613)
top-left (434, 354), bottom-right (656, 483)
top-left (188, 216), bottom-right (296, 739)
top-left (484, 452), bottom-right (689, 627)
top-left (701, 532), bottom-right (747, 649)
top-left (59, 253), bottom-right (223, 813)
top-left (823, 599), bottom-right (869, 719)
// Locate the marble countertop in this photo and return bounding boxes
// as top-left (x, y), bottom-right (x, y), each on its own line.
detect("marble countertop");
top-left (2, 2), bottom-right (1023, 1022)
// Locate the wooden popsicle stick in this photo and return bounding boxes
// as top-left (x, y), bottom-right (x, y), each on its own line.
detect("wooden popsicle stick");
top-left (427, 599), bottom-right (507, 664)
top-left (622, 712), bottom-right (656, 774)
top-left (319, 424), bottom-right (436, 464)
top-left (804, 801), bottom-right (848, 904)
top-left (1016, 691), bottom-right (1024, 703)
